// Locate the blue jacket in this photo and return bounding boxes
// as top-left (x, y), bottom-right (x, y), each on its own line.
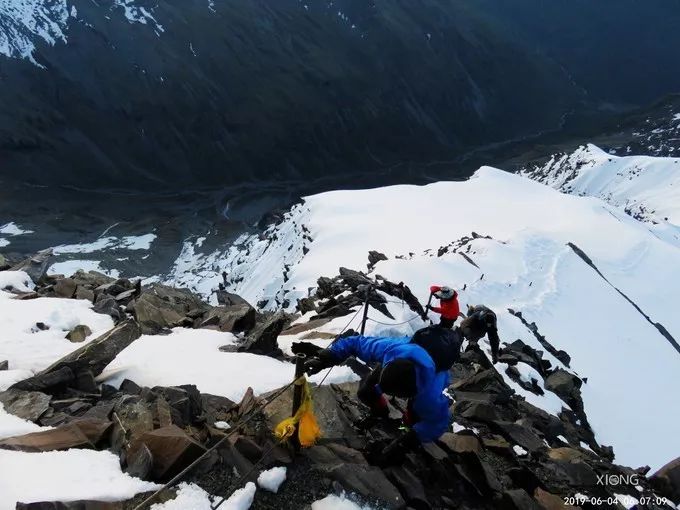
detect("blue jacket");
top-left (329, 335), bottom-right (450, 442)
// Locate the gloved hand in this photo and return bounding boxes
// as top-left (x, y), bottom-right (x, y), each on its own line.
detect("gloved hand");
top-left (303, 349), bottom-right (337, 376)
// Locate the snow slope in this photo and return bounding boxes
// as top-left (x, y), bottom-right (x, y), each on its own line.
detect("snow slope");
top-left (167, 167), bottom-right (680, 471)
top-left (0, 449), bottom-right (159, 509)
top-left (0, 0), bottom-right (166, 63)
top-left (101, 328), bottom-right (359, 402)
top-left (522, 144), bottom-right (680, 228)
top-left (0, 271), bottom-right (114, 388)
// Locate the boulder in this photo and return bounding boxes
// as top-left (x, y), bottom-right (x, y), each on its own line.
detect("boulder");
top-left (452, 450), bottom-right (502, 496)
top-left (92, 296), bottom-right (122, 321)
top-left (547, 447), bottom-right (584, 463)
top-left (54, 278), bottom-right (77, 298)
top-left (0, 423), bottom-right (94, 452)
top-left (651, 456), bottom-right (680, 503)
top-left (71, 270), bottom-right (115, 289)
top-left (439, 433), bottom-right (481, 454)
top-left (454, 400), bottom-right (499, 423)
top-left (0, 389), bottom-right (51, 421)
top-left (10, 367), bottom-right (75, 392)
top-left (263, 383), bottom-right (359, 446)
top-left (296, 296), bottom-right (318, 314)
top-left (125, 443), bottom-right (154, 479)
top-left (367, 250), bottom-right (388, 268)
top-left (10, 249), bottom-right (53, 283)
top-left (131, 293), bottom-right (185, 334)
top-left (14, 322), bottom-right (140, 394)
top-left (110, 395), bottom-right (155, 453)
top-left (42, 321), bottom-right (141, 379)
top-left (66, 325), bottom-right (92, 343)
top-left (238, 311), bottom-right (289, 355)
top-left (0, 360), bottom-right (8, 371)
top-left (75, 286), bottom-right (95, 302)
top-left (494, 422), bottom-right (545, 453)
top-left (132, 425), bottom-right (206, 481)
top-left (198, 304), bottom-right (256, 333)
top-left (385, 466), bottom-right (429, 509)
top-left (545, 370), bottom-right (581, 400)
top-left (319, 463), bottom-right (404, 509)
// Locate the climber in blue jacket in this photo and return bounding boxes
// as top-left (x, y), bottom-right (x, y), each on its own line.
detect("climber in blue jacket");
top-left (304, 334), bottom-right (451, 463)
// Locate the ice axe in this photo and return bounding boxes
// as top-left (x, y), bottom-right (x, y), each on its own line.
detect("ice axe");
top-left (422, 290), bottom-right (435, 324)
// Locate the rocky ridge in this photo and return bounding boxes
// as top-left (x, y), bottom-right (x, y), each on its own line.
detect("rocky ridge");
top-left (0, 250), bottom-right (679, 509)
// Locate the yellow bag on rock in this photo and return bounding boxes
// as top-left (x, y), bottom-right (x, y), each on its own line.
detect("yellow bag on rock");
top-left (274, 378), bottom-right (321, 447)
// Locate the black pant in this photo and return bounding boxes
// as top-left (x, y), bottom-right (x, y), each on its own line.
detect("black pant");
top-left (439, 317), bottom-right (455, 328)
top-left (357, 364), bottom-right (389, 418)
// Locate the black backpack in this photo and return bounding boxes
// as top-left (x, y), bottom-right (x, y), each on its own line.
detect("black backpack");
top-left (410, 325), bottom-right (463, 372)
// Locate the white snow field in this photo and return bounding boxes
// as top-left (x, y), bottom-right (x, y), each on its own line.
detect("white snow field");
top-left (0, 449), bottom-right (159, 508)
top-left (0, 271), bottom-right (114, 388)
top-left (167, 166), bottom-right (680, 471)
top-left (100, 328), bottom-right (359, 402)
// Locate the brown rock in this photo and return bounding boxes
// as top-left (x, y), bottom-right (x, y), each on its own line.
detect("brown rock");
top-left (134, 425), bottom-right (206, 481)
top-left (534, 487), bottom-right (579, 509)
top-left (548, 447), bottom-right (584, 463)
top-left (0, 389), bottom-right (51, 421)
top-left (0, 423), bottom-right (94, 452)
top-left (66, 325), bottom-right (93, 343)
top-left (439, 433), bottom-right (481, 454)
top-left (72, 419), bottom-right (113, 446)
top-left (75, 286), bottom-right (96, 302)
top-left (54, 278), bottom-right (77, 298)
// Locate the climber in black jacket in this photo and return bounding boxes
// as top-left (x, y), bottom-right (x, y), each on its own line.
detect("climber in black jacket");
top-left (459, 304), bottom-right (501, 363)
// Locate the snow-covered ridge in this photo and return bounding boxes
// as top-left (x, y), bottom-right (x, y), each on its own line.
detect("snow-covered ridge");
top-left (521, 144), bottom-right (680, 231)
top-left (0, 0), bottom-right (69, 63)
top-left (164, 167), bottom-right (680, 471)
top-left (0, 0), bottom-right (167, 63)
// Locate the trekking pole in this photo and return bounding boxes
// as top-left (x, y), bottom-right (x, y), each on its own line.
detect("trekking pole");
top-left (291, 353), bottom-right (306, 451)
top-left (359, 284), bottom-right (372, 335)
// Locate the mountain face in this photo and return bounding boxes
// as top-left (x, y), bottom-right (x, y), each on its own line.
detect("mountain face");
top-left (1, 0), bottom-right (680, 193)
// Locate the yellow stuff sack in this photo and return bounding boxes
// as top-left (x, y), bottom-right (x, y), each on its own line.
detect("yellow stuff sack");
top-left (274, 377), bottom-right (321, 447)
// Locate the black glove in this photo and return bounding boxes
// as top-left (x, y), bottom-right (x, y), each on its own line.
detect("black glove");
top-left (303, 349), bottom-right (337, 376)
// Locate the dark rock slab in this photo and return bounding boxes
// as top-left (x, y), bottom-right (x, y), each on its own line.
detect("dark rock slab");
top-left (0, 389), bottom-right (51, 421)
top-left (494, 422), bottom-right (545, 453)
top-left (133, 425), bottom-right (207, 482)
top-left (54, 278), bottom-right (78, 298)
top-left (0, 360), bottom-right (8, 371)
top-left (198, 304), bottom-right (256, 333)
top-left (16, 321), bottom-right (141, 392)
top-left (238, 311), bottom-right (289, 355)
top-left (439, 433), bottom-right (482, 454)
top-left (125, 442), bottom-right (153, 480)
top-left (10, 249), bottom-right (53, 283)
top-left (0, 423), bottom-right (94, 452)
top-left (319, 463), bottom-right (405, 509)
